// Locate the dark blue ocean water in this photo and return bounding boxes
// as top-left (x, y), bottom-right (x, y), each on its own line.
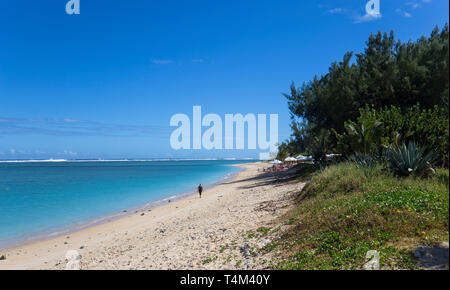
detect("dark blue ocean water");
top-left (0, 160), bottom-right (251, 248)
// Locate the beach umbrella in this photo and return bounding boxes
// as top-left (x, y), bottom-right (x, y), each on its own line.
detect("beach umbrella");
top-left (284, 157), bottom-right (297, 162)
top-left (269, 159), bottom-right (282, 164)
top-left (296, 155), bottom-right (313, 161)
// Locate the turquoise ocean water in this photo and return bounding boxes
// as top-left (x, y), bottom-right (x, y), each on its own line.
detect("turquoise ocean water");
top-left (0, 160), bottom-right (252, 248)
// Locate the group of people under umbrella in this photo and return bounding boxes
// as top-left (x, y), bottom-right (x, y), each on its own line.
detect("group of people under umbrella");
top-left (263, 155), bottom-right (313, 172)
top-left (269, 154), bottom-right (314, 165)
top-left (264, 154), bottom-right (340, 172)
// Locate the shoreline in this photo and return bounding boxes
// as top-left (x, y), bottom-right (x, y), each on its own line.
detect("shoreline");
top-left (0, 164), bottom-right (244, 252)
top-left (0, 161), bottom-right (303, 270)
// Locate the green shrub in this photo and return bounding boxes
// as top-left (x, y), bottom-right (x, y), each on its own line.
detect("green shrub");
top-left (335, 107), bottom-right (384, 155)
top-left (348, 152), bottom-right (378, 169)
top-left (348, 152), bottom-right (379, 177)
top-left (380, 105), bottom-right (449, 167)
top-left (335, 105), bottom-right (449, 167)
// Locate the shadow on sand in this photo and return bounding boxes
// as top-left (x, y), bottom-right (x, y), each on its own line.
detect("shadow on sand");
top-left (223, 164), bottom-right (307, 190)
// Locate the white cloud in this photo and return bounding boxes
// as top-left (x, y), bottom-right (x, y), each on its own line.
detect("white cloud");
top-left (399, 0), bottom-right (432, 18)
top-left (63, 118), bottom-right (83, 123)
top-left (405, 0), bottom-right (431, 10)
top-left (396, 8), bottom-right (413, 18)
top-left (151, 59), bottom-right (172, 65)
top-left (405, 2), bottom-right (421, 9)
top-left (354, 12), bottom-right (382, 23)
top-left (320, 3), bottom-right (380, 24)
top-left (59, 150), bottom-right (77, 156)
top-left (328, 8), bottom-right (344, 14)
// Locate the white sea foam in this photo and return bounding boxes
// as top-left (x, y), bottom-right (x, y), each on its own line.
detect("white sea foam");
top-left (0, 158), bottom-right (257, 163)
top-left (0, 159), bottom-right (68, 163)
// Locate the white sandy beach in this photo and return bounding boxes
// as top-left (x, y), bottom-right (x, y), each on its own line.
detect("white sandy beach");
top-left (0, 162), bottom-right (304, 270)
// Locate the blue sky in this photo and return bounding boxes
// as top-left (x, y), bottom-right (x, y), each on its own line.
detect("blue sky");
top-left (0, 0), bottom-right (448, 159)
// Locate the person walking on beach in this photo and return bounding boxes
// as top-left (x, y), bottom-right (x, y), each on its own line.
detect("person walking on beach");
top-left (198, 184), bottom-right (203, 198)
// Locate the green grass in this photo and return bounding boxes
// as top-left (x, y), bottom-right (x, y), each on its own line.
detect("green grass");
top-left (267, 162), bottom-right (449, 270)
top-left (202, 256), bottom-right (218, 264)
top-left (256, 227), bottom-right (272, 236)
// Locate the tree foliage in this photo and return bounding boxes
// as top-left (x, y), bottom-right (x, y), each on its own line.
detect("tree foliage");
top-left (282, 24), bottom-right (449, 166)
top-left (335, 105), bottom-right (449, 165)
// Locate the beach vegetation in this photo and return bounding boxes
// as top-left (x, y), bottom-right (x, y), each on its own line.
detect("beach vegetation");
top-left (256, 227), bottom-right (272, 237)
top-left (278, 24), bottom-right (449, 168)
top-left (267, 162), bottom-right (448, 269)
top-left (335, 105), bottom-right (449, 166)
top-left (270, 23), bottom-right (449, 270)
top-left (202, 256), bottom-right (218, 264)
top-left (348, 152), bottom-right (378, 169)
top-left (383, 142), bottom-right (435, 177)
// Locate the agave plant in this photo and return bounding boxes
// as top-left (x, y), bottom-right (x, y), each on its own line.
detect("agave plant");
top-left (348, 152), bottom-right (378, 169)
top-left (383, 142), bottom-right (435, 176)
top-left (348, 152), bottom-right (379, 177)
